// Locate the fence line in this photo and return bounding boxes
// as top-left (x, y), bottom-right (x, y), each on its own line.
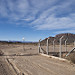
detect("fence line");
top-left (38, 36), bottom-right (75, 58)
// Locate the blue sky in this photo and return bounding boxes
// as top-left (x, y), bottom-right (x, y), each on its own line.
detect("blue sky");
top-left (0, 0), bottom-right (75, 41)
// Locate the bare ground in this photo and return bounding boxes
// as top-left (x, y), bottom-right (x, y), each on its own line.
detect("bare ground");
top-left (0, 44), bottom-right (75, 75)
top-left (0, 57), bottom-right (16, 75)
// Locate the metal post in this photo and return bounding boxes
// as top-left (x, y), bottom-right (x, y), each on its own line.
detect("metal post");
top-left (59, 36), bottom-right (64, 58)
top-left (47, 38), bottom-right (49, 55)
top-left (59, 39), bottom-right (62, 58)
top-left (53, 39), bottom-right (55, 53)
top-left (38, 40), bottom-right (41, 53)
top-left (22, 37), bottom-right (25, 50)
top-left (8, 40), bottom-right (9, 46)
top-left (65, 41), bottom-right (67, 52)
top-left (65, 38), bottom-right (68, 52)
top-left (74, 41), bottom-right (75, 47)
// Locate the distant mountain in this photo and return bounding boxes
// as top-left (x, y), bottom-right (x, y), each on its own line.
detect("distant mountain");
top-left (41, 33), bottom-right (75, 45)
top-left (41, 37), bottom-right (54, 45)
top-left (0, 40), bottom-right (38, 44)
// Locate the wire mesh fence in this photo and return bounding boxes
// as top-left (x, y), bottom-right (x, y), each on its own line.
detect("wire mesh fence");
top-left (38, 37), bottom-right (75, 58)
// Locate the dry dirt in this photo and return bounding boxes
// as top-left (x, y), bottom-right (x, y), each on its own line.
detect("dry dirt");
top-left (0, 44), bottom-right (75, 75)
top-left (0, 57), bottom-right (16, 75)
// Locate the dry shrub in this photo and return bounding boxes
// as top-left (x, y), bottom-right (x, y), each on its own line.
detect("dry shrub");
top-left (0, 50), bottom-right (4, 56)
top-left (66, 52), bottom-right (75, 64)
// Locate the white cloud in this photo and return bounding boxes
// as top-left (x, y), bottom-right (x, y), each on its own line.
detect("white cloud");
top-left (0, 0), bottom-right (75, 33)
top-left (0, 0), bottom-right (8, 17)
top-left (0, 0), bottom-right (30, 20)
top-left (31, 0), bottom-right (57, 9)
top-left (32, 14), bottom-right (75, 30)
top-left (21, 16), bottom-right (35, 21)
top-left (55, 29), bottom-right (75, 34)
top-left (30, 0), bottom-right (75, 31)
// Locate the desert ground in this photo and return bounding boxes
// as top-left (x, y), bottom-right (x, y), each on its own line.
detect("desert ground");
top-left (0, 43), bottom-right (75, 75)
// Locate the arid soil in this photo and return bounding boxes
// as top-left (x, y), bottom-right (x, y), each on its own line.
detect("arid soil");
top-left (0, 57), bottom-right (16, 75)
top-left (0, 44), bottom-right (75, 75)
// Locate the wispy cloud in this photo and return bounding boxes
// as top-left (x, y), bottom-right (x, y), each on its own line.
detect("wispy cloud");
top-left (55, 28), bottom-right (75, 34)
top-left (31, 0), bottom-right (75, 31)
top-left (0, 0), bottom-right (75, 33)
top-left (32, 13), bottom-right (75, 30)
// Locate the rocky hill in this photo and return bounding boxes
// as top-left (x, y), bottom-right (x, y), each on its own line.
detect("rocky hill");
top-left (41, 33), bottom-right (75, 45)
